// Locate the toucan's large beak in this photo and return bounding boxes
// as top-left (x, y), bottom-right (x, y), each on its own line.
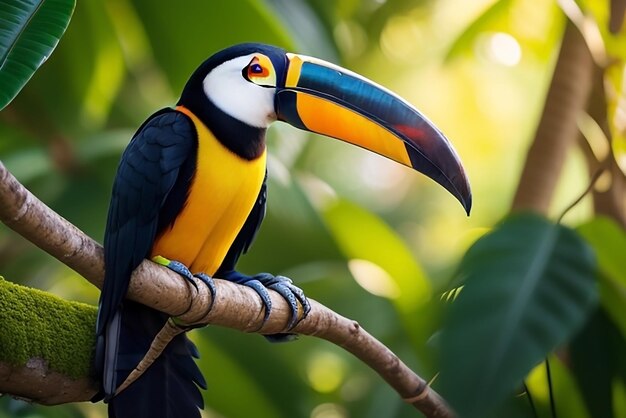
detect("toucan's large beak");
top-left (275, 53), bottom-right (472, 214)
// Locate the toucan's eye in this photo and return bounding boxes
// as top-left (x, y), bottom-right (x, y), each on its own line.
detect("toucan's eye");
top-left (243, 55), bottom-right (277, 87)
top-left (247, 61), bottom-right (270, 79)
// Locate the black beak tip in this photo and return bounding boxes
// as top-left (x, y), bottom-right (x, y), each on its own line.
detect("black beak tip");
top-left (418, 151), bottom-right (472, 216)
top-left (462, 193), bottom-right (472, 216)
top-left (448, 181), bottom-right (472, 216)
top-left (441, 168), bottom-right (471, 216)
top-left (448, 173), bottom-right (472, 216)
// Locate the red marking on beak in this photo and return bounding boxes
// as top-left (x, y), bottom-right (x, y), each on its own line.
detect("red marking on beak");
top-left (394, 124), bottom-right (426, 141)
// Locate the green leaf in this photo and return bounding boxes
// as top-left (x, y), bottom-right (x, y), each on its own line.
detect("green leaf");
top-left (606, 63), bottom-right (626, 176)
top-left (444, 0), bottom-right (514, 62)
top-left (197, 326), bottom-right (312, 418)
top-left (0, 0), bottom-right (75, 110)
top-left (526, 356), bottom-right (590, 418)
top-left (128, 0), bottom-right (295, 93)
top-left (570, 309), bottom-right (626, 418)
top-left (265, 0), bottom-right (339, 60)
top-left (193, 334), bottom-right (285, 418)
top-left (578, 217), bottom-right (626, 337)
top-left (321, 198), bottom-right (436, 363)
top-left (439, 213), bottom-right (598, 418)
top-left (322, 198), bottom-right (431, 311)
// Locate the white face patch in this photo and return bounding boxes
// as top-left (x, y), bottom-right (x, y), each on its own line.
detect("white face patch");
top-left (203, 54), bottom-right (277, 128)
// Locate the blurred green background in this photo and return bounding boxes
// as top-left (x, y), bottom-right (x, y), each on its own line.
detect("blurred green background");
top-left (0, 0), bottom-right (623, 417)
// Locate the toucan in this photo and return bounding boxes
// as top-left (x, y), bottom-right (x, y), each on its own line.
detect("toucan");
top-left (94, 43), bottom-right (471, 418)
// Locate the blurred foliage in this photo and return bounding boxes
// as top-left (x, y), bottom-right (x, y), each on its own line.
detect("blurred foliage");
top-left (578, 217), bottom-right (626, 337)
top-left (570, 308), bottom-right (626, 418)
top-left (0, 0), bottom-right (625, 417)
top-left (439, 214), bottom-right (597, 417)
top-left (0, 0), bottom-right (75, 110)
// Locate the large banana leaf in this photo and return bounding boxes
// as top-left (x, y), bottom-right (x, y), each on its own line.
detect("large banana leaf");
top-left (0, 0), bottom-right (75, 110)
top-left (570, 309), bottom-right (626, 418)
top-left (577, 217), bottom-right (626, 337)
top-left (439, 213), bottom-right (597, 417)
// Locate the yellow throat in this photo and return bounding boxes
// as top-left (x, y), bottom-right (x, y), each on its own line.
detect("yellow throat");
top-left (151, 105), bottom-right (267, 275)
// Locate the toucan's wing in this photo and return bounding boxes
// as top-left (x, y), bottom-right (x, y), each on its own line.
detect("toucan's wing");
top-left (241, 171), bottom-right (267, 254)
top-left (97, 108), bottom-right (197, 334)
top-left (217, 172), bottom-right (267, 273)
top-left (95, 109), bottom-right (205, 418)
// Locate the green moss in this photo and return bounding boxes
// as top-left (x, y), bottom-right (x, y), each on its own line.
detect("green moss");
top-left (0, 277), bottom-right (97, 379)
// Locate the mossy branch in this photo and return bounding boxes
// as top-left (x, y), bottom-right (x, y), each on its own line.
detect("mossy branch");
top-left (0, 278), bottom-right (97, 404)
top-left (0, 161), bottom-right (453, 418)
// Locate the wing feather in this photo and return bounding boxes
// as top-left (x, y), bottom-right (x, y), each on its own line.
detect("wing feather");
top-left (95, 109), bottom-right (205, 418)
top-left (97, 109), bottom-right (196, 333)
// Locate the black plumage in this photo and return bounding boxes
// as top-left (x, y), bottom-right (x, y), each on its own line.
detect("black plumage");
top-left (95, 109), bottom-right (205, 418)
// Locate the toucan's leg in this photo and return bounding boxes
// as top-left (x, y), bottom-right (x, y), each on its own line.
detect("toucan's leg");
top-left (261, 273), bottom-right (311, 327)
top-left (191, 273), bottom-right (217, 306)
top-left (152, 256), bottom-right (217, 305)
top-left (218, 270), bottom-right (311, 329)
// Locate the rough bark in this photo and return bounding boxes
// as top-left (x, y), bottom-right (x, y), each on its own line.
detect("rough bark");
top-left (0, 359), bottom-right (95, 405)
top-left (512, 20), bottom-right (594, 213)
top-left (0, 160), bottom-right (453, 418)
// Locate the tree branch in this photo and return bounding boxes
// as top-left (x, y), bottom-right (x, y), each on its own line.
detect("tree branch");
top-left (512, 20), bottom-right (594, 213)
top-left (0, 277), bottom-right (97, 405)
top-left (0, 359), bottom-right (95, 405)
top-left (0, 161), bottom-right (453, 418)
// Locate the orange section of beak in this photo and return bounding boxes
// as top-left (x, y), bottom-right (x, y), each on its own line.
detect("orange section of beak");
top-left (276, 53), bottom-right (471, 214)
top-left (295, 92), bottom-right (413, 167)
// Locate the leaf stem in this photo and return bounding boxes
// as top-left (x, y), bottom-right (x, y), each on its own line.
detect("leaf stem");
top-left (546, 359), bottom-right (558, 418)
top-left (556, 164), bottom-right (607, 224)
top-left (522, 381), bottom-right (539, 418)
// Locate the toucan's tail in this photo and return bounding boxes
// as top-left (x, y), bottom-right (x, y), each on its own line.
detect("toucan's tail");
top-left (95, 301), bottom-right (206, 418)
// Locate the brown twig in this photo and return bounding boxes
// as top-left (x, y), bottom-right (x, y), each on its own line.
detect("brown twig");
top-left (0, 160), bottom-right (454, 418)
top-left (556, 165), bottom-right (607, 223)
top-left (578, 136), bottom-right (626, 227)
top-left (578, 59), bottom-right (626, 228)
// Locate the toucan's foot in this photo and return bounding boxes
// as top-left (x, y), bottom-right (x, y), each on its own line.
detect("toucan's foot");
top-left (153, 255), bottom-right (196, 288)
top-left (193, 272), bottom-right (217, 308)
top-left (219, 271), bottom-right (310, 330)
top-left (260, 273), bottom-right (311, 329)
top-left (152, 256), bottom-right (216, 308)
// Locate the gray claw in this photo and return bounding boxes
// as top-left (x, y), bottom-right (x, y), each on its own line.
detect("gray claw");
top-left (165, 260), bottom-right (197, 291)
top-left (232, 273), bottom-right (310, 330)
top-left (268, 282), bottom-right (299, 329)
top-left (243, 279), bottom-right (273, 322)
top-left (194, 273), bottom-right (216, 310)
top-left (266, 275), bottom-right (310, 329)
top-left (278, 276), bottom-right (311, 318)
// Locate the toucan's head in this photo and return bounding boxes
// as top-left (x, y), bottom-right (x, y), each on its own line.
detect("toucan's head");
top-left (179, 43), bottom-right (472, 214)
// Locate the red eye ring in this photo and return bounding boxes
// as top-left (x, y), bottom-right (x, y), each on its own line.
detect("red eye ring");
top-left (247, 61), bottom-right (269, 78)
